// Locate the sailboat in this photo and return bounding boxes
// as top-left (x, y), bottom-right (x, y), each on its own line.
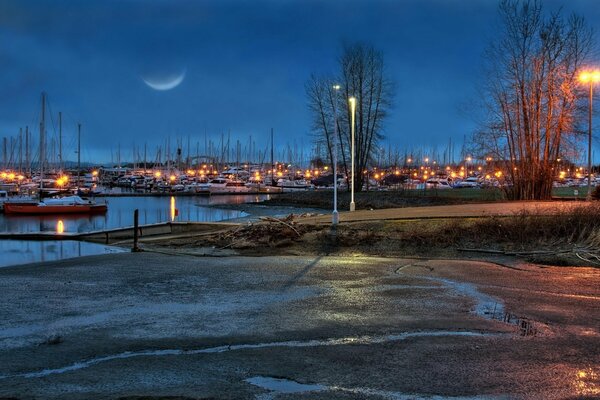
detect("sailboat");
top-left (3, 195), bottom-right (108, 215)
top-left (4, 93), bottom-right (107, 215)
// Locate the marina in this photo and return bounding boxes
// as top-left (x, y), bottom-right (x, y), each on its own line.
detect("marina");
top-left (0, 1), bottom-right (599, 398)
top-left (0, 194), bottom-right (265, 234)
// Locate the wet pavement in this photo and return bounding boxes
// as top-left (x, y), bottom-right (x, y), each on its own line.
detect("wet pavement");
top-left (0, 254), bottom-right (598, 399)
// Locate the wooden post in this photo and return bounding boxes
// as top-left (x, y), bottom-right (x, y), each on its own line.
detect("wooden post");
top-left (132, 209), bottom-right (141, 252)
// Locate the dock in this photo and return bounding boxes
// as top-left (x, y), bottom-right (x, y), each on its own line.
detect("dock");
top-left (0, 221), bottom-right (238, 244)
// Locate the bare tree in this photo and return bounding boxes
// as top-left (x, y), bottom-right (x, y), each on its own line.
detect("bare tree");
top-left (306, 43), bottom-right (393, 191)
top-left (477, 0), bottom-right (593, 199)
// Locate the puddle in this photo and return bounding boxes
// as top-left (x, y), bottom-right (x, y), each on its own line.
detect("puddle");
top-left (246, 376), bottom-right (325, 394)
top-left (396, 264), bottom-right (538, 336)
top-left (246, 375), bottom-right (508, 399)
top-left (0, 330), bottom-right (496, 380)
top-left (431, 277), bottom-right (505, 320)
top-left (395, 264), bottom-right (504, 320)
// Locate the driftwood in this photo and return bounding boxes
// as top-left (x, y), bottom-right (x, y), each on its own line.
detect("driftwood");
top-left (458, 247), bottom-right (600, 265)
top-left (258, 216), bottom-right (301, 237)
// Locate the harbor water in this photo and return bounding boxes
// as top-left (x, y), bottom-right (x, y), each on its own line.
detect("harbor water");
top-left (0, 194), bottom-right (269, 234)
top-left (0, 194), bottom-right (270, 267)
top-left (0, 240), bottom-right (126, 268)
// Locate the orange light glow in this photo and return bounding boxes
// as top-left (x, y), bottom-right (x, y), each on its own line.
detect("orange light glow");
top-left (170, 196), bottom-right (177, 221)
top-left (154, 171), bottom-right (161, 178)
top-left (169, 175), bottom-right (176, 182)
top-left (579, 69), bottom-right (600, 84)
top-left (56, 220), bottom-right (64, 234)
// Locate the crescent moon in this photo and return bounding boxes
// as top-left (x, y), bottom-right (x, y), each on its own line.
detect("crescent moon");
top-left (141, 68), bottom-right (186, 91)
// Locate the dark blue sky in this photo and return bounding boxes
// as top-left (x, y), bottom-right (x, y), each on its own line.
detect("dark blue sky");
top-left (1, 0), bottom-right (599, 164)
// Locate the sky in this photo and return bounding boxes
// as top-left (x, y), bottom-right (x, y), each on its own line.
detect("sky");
top-left (0, 0), bottom-right (599, 165)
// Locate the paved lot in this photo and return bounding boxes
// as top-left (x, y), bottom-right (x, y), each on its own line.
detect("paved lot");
top-left (0, 253), bottom-right (598, 399)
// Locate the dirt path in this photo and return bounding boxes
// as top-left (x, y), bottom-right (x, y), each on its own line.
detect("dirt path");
top-left (297, 200), bottom-right (578, 224)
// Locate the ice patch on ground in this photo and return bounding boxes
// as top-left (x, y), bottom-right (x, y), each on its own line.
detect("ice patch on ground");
top-left (431, 277), bottom-right (505, 320)
top-left (246, 375), bottom-right (509, 400)
top-left (395, 265), bottom-right (504, 320)
top-left (0, 287), bottom-right (321, 349)
top-left (246, 376), bottom-right (325, 394)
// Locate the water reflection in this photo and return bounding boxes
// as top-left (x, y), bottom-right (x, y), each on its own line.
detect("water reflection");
top-left (170, 196), bottom-right (177, 222)
top-left (0, 240), bottom-right (125, 268)
top-left (56, 220), bottom-right (64, 234)
top-left (0, 195), bottom-right (265, 234)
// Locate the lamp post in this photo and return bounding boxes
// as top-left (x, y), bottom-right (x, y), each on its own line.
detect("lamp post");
top-left (578, 69), bottom-right (600, 201)
top-left (332, 84), bottom-right (341, 225)
top-left (349, 96), bottom-right (356, 211)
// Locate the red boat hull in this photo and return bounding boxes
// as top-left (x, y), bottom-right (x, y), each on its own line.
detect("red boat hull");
top-left (3, 203), bottom-right (108, 215)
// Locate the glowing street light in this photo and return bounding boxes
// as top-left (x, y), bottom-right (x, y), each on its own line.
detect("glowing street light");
top-left (349, 96), bottom-right (356, 212)
top-left (578, 69), bottom-right (600, 201)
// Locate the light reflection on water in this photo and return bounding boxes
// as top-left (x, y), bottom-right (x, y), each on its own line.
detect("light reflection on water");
top-left (0, 240), bottom-right (126, 268)
top-left (0, 194), bottom-right (267, 234)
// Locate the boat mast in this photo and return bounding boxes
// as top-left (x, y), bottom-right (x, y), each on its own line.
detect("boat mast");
top-left (270, 128), bottom-right (274, 186)
top-left (25, 126), bottom-right (29, 175)
top-left (2, 137), bottom-right (6, 170)
top-left (18, 128), bottom-right (22, 173)
top-left (77, 123), bottom-right (81, 186)
top-left (58, 111), bottom-right (62, 172)
top-left (39, 92), bottom-right (46, 196)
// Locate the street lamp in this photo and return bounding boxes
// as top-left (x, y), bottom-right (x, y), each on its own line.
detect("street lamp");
top-left (349, 96), bottom-right (356, 211)
top-left (332, 84), bottom-right (341, 225)
top-left (578, 69), bottom-right (600, 201)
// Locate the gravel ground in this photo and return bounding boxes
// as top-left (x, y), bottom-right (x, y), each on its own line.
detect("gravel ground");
top-left (0, 253), bottom-right (598, 399)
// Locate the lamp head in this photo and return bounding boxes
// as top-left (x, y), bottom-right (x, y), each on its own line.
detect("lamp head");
top-left (579, 69), bottom-right (600, 84)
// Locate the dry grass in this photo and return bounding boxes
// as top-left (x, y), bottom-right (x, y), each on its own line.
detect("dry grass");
top-left (309, 203), bottom-right (600, 264)
top-left (455, 203), bottom-right (600, 250)
top-left (159, 203), bottom-right (600, 265)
